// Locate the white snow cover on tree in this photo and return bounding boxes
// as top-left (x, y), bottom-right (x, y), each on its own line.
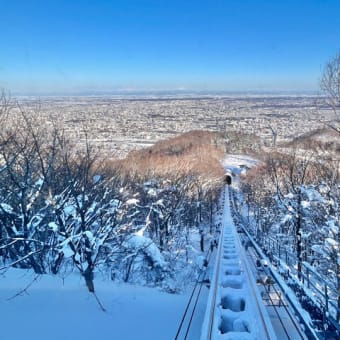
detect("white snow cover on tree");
top-left (123, 233), bottom-right (167, 269)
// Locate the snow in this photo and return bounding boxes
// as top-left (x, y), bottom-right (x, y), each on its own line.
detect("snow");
top-left (62, 245), bottom-right (75, 258)
top-left (0, 269), bottom-right (190, 340)
top-left (240, 226), bottom-right (319, 339)
top-left (84, 230), bottom-right (95, 245)
top-left (327, 220), bottom-right (338, 234)
top-left (325, 237), bottom-right (338, 249)
top-left (0, 202), bottom-right (13, 213)
top-left (281, 214), bottom-right (292, 224)
top-left (123, 234), bottom-right (167, 268)
top-left (221, 155), bottom-right (258, 190)
top-left (285, 192), bottom-right (294, 199)
top-left (27, 215), bottom-right (43, 229)
top-left (301, 200), bottom-right (310, 209)
top-left (93, 174), bottom-right (102, 183)
top-left (48, 222), bottom-right (59, 231)
top-left (147, 188), bottom-right (158, 196)
top-left (222, 155), bottom-right (258, 175)
top-left (2, 151), bottom-right (333, 339)
top-left (59, 239), bottom-right (75, 258)
top-left (125, 198), bottom-right (139, 206)
top-left (63, 205), bottom-right (76, 217)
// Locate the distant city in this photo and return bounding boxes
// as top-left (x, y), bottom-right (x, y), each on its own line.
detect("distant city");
top-left (12, 94), bottom-right (333, 158)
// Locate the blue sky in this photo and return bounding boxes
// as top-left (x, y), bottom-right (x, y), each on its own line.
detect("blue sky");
top-left (0, 0), bottom-right (339, 94)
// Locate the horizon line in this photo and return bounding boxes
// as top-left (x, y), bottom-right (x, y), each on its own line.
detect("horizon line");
top-left (10, 88), bottom-right (321, 98)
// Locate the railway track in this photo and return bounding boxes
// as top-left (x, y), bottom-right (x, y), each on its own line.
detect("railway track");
top-left (241, 236), bottom-right (309, 339)
top-left (229, 188), bottom-right (319, 339)
top-left (177, 184), bottom-right (317, 339)
top-left (200, 186), bottom-right (276, 339)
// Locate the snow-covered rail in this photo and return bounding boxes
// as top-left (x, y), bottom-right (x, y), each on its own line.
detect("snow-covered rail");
top-left (200, 187), bottom-right (276, 339)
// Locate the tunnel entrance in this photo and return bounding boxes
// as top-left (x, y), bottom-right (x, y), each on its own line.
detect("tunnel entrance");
top-left (225, 174), bottom-right (232, 185)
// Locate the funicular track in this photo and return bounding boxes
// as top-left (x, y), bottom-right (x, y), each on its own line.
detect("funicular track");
top-left (228, 187), bottom-right (315, 339)
top-left (229, 186), bottom-right (339, 340)
top-left (241, 240), bottom-right (309, 340)
top-left (176, 183), bottom-right (321, 339)
top-left (200, 186), bottom-right (276, 339)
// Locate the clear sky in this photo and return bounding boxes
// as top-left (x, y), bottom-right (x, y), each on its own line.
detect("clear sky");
top-left (0, 0), bottom-right (340, 94)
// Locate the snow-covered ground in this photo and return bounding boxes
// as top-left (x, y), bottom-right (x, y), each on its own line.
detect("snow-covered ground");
top-left (222, 155), bottom-right (258, 175)
top-left (0, 269), bottom-right (194, 340)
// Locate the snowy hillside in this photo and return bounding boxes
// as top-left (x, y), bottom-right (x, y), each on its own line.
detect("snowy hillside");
top-left (0, 269), bottom-right (200, 340)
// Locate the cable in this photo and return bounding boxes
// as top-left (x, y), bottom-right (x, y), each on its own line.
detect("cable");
top-left (174, 267), bottom-right (206, 340)
top-left (183, 247), bottom-right (215, 339)
top-left (175, 192), bottom-right (225, 339)
top-left (174, 244), bottom-right (215, 339)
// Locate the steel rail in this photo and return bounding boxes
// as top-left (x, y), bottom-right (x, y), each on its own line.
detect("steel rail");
top-left (203, 186), bottom-right (275, 339)
top-left (206, 188), bottom-right (227, 340)
top-left (232, 213), bottom-right (273, 340)
top-left (245, 245), bottom-right (306, 339)
top-left (237, 216), bottom-right (318, 339)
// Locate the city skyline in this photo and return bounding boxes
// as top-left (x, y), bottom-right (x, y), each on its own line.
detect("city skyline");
top-left (1, 0), bottom-right (340, 94)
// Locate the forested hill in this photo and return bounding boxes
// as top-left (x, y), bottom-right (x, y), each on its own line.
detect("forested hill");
top-left (0, 107), bottom-right (233, 293)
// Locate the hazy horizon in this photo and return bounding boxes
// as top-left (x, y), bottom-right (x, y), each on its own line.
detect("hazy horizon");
top-left (11, 88), bottom-right (321, 98)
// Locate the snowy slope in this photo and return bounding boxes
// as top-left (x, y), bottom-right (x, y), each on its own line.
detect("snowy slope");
top-left (0, 269), bottom-right (191, 340)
